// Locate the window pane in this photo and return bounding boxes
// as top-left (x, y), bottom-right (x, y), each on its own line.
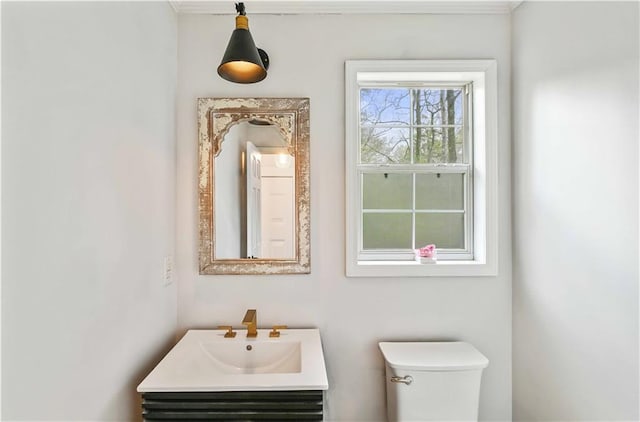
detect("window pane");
top-left (414, 127), bottom-right (463, 163)
top-left (415, 173), bottom-right (464, 210)
top-left (415, 213), bottom-right (464, 249)
top-left (363, 173), bottom-right (412, 209)
top-left (361, 127), bottom-right (410, 164)
top-left (363, 213), bottom-right (412, 249)
top-left (415, 88), bottom-right (463, 125)
top-left (360, 88), bottom-right (410, 126)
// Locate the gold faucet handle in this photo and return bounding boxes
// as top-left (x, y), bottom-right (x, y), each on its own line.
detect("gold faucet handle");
top-left (217, 325), bottom-right (237, 338)
top-left (269, 325), bottom-right (288, 338)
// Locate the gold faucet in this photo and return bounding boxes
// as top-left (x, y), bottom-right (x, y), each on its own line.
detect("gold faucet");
top-left (242, 309), bottom-right (258, 338)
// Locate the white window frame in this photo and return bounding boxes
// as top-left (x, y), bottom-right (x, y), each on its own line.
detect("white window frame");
top-left (345, 60), bottom-right (498, 277)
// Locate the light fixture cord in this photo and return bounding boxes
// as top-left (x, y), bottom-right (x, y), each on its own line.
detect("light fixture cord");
top-left (235, 2), bottom-right (246, 16)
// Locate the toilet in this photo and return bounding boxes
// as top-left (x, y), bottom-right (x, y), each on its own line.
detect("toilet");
top-left (379, 341), bottom-right (489, 422)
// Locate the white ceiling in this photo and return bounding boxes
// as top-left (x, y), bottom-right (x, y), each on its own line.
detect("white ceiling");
top-left (170, 1), bottom-right (523, 15)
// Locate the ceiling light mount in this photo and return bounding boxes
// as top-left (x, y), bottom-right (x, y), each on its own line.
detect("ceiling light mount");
top-left (217, 2), bottom-right (269, 84)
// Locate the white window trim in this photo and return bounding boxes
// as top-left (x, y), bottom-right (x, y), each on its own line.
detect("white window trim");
top-left (345, 59), bottom-right (498, 277)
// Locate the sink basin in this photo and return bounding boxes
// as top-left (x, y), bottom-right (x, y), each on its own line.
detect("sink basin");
top-left (200, 340), bottom-right (301, 374)
top-left (137, 329), bottom-right (328, 392)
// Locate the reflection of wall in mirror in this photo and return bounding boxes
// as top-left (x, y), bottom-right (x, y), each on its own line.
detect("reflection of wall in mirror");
top-left (214, 124), bottom-right (243, 259)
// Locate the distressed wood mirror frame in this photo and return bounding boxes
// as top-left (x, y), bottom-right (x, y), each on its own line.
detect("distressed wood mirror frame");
top-left (198, 98), bottom-right (310, 275)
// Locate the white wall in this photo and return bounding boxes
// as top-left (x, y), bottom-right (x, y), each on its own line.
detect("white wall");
top-left (512, 2), bottom-right (639, 420)
top-left (177, 13), bottom-right (512, 420)
top-left (2, 2), bottom-right (178, 420)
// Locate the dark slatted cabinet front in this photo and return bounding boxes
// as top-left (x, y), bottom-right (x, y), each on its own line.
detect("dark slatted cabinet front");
top-left (142, 390), bottom-right (323, 420)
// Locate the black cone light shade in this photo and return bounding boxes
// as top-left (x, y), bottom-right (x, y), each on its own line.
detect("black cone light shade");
top-left (217, 3), bottom-right (269, 84)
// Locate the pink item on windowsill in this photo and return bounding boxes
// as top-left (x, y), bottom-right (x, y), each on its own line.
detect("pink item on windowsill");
top-left (415, 244), bottom-right (437, 264)
top-left (417, 244), bottom-right (436, 257)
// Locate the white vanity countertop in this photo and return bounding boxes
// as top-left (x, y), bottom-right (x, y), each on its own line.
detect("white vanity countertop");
top-left (137, 329), bottom-right (329, 392)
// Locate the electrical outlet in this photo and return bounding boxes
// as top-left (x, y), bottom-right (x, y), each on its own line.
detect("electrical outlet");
top-left (163, 255), bottom-right (173, 286)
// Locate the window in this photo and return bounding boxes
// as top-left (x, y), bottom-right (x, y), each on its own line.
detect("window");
top-left (359, 85), bottom-right (472, 261)
top-left (345, 60), bottom-right (498, 277)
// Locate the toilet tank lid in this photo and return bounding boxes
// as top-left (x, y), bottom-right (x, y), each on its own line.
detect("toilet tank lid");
top-left (378, 342), bottom-right (489, 371)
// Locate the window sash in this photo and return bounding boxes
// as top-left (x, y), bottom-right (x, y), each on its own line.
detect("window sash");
top-left (359, 85), bottom-right (471, 166)
top-left (357, 83), bottom-right (473, 261)
top-left (357, 169), bottom-right (473, 261)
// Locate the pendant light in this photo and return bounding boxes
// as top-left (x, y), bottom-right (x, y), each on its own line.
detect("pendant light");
top-left (217, 2), bottom-right (269, 84)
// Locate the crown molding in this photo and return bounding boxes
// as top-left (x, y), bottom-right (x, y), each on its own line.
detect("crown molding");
top-left (170, 1), bottom-right (522, 15)
top-left (168, 1), bottom-right (180, 12)
top-left (510, 0), bottom-right (523, 11)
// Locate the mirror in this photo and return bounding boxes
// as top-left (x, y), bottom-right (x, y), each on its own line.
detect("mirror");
top-left (215, 121), bottom-right (294, 260)
top-left (198, 98), bottom-right (310, 274)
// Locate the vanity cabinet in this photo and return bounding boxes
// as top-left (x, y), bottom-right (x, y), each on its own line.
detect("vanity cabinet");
top-left (137, 329), bottom-right (328, 421)
top-left (142, 390), bottom-right (323, 420)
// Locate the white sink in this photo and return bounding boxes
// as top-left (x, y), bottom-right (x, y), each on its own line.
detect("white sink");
top-left (137, 329), bottom-right (328, 392)
top-left (200, 340), bottom-right (301, 374)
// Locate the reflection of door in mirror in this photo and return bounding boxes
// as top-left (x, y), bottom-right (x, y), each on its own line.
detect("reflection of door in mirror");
top-left (214, 121), bottom-right (295, 260)
top-left (260, 154), bottom-right (295, 259)
top-left (246, 141), bottom-right (261, 259)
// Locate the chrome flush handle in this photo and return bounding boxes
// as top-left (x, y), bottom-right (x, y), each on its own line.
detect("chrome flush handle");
top-left (390, 375), bottom-right (413, 385)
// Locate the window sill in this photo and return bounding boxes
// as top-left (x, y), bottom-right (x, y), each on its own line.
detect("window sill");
top-left (347, 259), bottom-right (497, 277)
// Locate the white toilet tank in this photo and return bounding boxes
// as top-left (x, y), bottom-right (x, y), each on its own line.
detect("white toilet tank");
top-left (379, 342), bottom-right (489, 422)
